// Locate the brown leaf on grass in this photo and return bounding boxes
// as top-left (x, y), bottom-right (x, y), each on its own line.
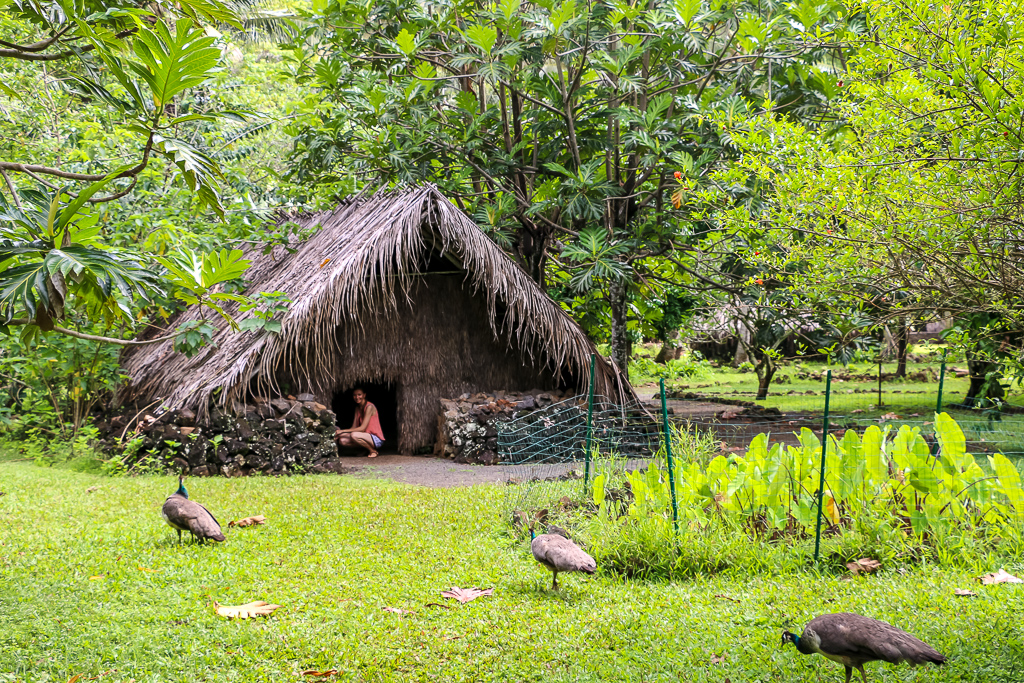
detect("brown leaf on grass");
top-left (301, 670), bottom-right (339, 677)
top-left (954, 588), bottom-right (977, 597)
top-left (67, 675), bottom-right (84, 683)
top-left (846, 558), bottom-right (881, 575)
top-left (511, 510), bottom-right (529, 531)
top-left (214, 600), bottom-right (281, 619)
top-left (713, 594), bottom-right (740, 603)
top-left (879, 412), bottom-right (901, 421)
top-left (85, 486), bottom-right (99, 493)
top-left (88, 575), bottom-right (105, 581)
top-left (710, 654), bottom-right (727, 665)
top-left (424, 602), bottom-right (451, 609)
top-left (851, 409), bottom-right (864, 414)
top-left (382, 606), bottom-right (415, 615)
top-left (228, 515), bottom-right (266, 528)
top-left (978, 569), bottom-right (1023, 585)
top-left (532, 508), bottom-right (549, 525)
top-left (138, 566), bottom-right (158, 573)
top-left (441, 587), bottom-right (494, 604)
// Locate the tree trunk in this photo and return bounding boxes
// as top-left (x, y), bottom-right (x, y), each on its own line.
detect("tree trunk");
top-left (655, 329), bottom-right (682, 364)
top-left (733, 325), bottom-right (751, 367)
top-left (514, 227), bottom-right (550, 285)
top-left (963, 356), bottom-right (1005, 407)
top-left (754, 353), bottom-right (777, 400)
top-left (895, 320), bottom-right (908, 378)
top-left (609, 280), bottom-right (630, 382)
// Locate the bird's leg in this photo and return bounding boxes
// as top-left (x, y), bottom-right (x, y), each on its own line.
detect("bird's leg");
top-left (843, 665), bottom-right (852, 683)
top-left (857, 666), bottom-right (867, 683)
top-left (177, 529), bottom-right (182, 544)
top-left (551, 571), bottom-right (558, 591)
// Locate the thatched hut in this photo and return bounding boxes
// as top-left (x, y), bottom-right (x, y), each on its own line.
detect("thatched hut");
top-left (119, 185), bottom-right (629, 455)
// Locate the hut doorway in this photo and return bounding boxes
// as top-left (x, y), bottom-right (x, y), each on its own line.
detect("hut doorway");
top-left (332, 381), bottom-right (398, 448)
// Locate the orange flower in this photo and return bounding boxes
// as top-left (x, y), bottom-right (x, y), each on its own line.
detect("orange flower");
top-left (755, 278), bottom-right (764, 285)
top-left (674, 171), bottom-right (682, 179)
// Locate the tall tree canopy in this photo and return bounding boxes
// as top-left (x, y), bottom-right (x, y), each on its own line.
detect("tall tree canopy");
top-left (285, 0), bottom-right (850, 374)
top-left (718, 0), bottom-right (1024, 396)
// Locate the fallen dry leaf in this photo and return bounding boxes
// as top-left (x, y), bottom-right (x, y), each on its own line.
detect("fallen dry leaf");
top-left (214, 600), bottom-right (281, 619)
top-left (846, 558), bottom-right (881, 575)
top-left (138, 566), bottom-right (158, 573)
top-left (88, 575), bottom-right (105, 581)
top-left (710, 654), bottom-right (727, 665)
top-left (954, 588), bottom-right (977, 597)
top-left (67, 675), bottom-right (84, 683)
top-left (441, 587), bottom-right (494, 604)
top-left (424, 602), bottom-right (451, 609)
top-left (85, 486), bottom-right (99, 493)
top-left (851, 409), bottom-right (864, 414)
top-left (978, 569), bottom-right (1023, 585)
top-left (713, 594), bottom-right (740, 603)
top-left (228, 515), bottom-right (266, 528)
top-left (879, 412), bottom-right (901, 421)
top-left (302, 670), bottom-right (339, 677)
top-left (382, 606), bottom-right (415, 615)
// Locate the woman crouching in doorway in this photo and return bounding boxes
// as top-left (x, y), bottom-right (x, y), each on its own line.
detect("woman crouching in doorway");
top-left (334, 387), bottom-right (385, 457)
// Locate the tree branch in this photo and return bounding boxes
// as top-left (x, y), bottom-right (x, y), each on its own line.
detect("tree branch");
top-left (6, 318), bottom-right (181, 346)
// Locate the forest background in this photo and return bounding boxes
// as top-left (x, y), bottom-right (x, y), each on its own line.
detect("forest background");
top-left (1, 0), bottom-right (1022, 452)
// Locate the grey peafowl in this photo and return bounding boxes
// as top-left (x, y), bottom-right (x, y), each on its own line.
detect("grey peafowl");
top-left (162, 476), bottom-right (225, 544)
top-left (782, 612), bottom-right (946, 683)
top-left (529, 525), bottom-right (596, 590)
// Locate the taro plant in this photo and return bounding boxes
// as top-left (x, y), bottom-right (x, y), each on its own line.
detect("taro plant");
top-left (593, 413), bottom-right (1024, 539)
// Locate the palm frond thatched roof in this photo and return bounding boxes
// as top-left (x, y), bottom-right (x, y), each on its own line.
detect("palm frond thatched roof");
top-left (120, 185), bottom-right (630, 414)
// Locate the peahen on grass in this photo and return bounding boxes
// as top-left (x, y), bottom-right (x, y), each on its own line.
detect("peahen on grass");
top-left (529, 525), bottom-right (595, 590)
top-left (782, 612), bottom-right (945, 683)
top-left (161, 476), bottom-right (225, 544)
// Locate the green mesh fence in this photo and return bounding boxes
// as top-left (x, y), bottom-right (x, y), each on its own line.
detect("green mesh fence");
top-left (497, 395), bottom-right (661, 465)
top-left (497, 394), bottom-right (664, 517)
top-left (498, 367), bottom-right (1024, 564)
top-left (663, 359), bottom-right (1024, 456)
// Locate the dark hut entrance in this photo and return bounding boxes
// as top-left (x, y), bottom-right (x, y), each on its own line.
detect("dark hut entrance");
top-left (332, 382), bottom-right (398, 449)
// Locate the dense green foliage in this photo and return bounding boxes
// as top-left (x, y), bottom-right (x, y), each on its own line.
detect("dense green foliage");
top-left (579, 414), bottom-right (1024, 581)
top-left (716, 0), bottom-right (1024, 376)
top-left (283, 0), bottom-right (851, 373)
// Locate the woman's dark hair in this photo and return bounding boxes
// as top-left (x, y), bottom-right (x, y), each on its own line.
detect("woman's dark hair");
top-left (352, 387), bottom-right (366, 395)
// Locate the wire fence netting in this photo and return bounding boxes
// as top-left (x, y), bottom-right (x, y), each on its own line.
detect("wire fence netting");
top-left (497, 363), bottom-right (1024, 563)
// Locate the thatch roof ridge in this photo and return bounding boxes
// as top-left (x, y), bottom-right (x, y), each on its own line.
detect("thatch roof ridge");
top-left (120, 185), bottom-right (629, 414)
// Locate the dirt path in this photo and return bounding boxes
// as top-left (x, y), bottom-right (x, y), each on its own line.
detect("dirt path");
top-left (338, 455), bottom-right (548, 487)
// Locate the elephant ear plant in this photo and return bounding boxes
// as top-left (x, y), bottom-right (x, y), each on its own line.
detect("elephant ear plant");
top-left (588, 413), bottom-right (1024, 572)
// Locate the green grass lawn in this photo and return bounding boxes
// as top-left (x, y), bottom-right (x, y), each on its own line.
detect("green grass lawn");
top-left (629, 346), bottom-right (1024, 455)
top-left (2, 463), bottom-right (1024, 682)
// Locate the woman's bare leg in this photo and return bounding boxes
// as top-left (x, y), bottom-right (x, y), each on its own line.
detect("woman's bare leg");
top-left (350, 431), bottom-right (378, 457)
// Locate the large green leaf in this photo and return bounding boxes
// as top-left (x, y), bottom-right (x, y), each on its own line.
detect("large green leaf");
top-left (129, 19), bottom-right (220, 109)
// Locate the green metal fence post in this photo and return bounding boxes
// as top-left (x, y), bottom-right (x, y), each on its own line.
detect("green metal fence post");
top-left (936, 352), bottom-right (947, 414)
top-left (813, 369), bottom-right (833, 563)
top-left (583, 354), bottom-right (596, 492)
top-left (660, 378), bottom-right (680, 535)
top-left (877, 358), bottom-right (883, 408)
